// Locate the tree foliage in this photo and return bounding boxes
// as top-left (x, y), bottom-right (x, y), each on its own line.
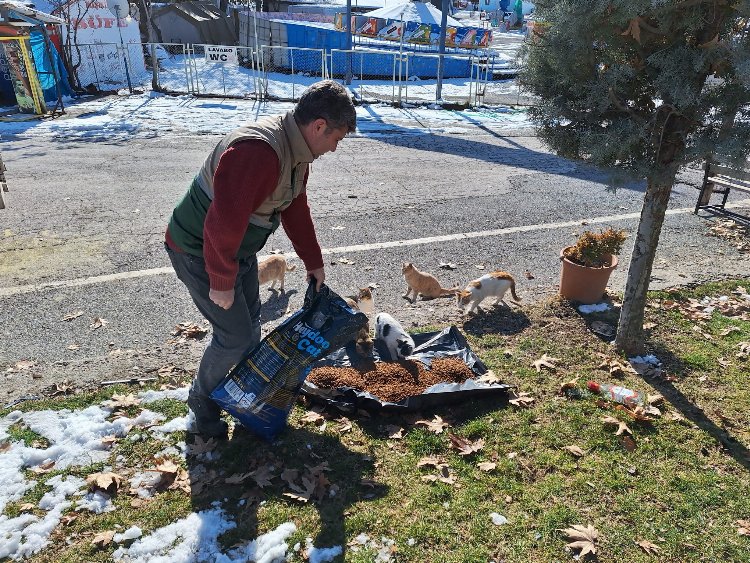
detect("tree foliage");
top-left (520, 1), bottom-right (750, 353)
top-left (520, 1), bottom-right (750, 180)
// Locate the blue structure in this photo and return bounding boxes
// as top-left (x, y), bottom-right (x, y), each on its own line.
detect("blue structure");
top-left (284, 21), bottom-right (475, 79)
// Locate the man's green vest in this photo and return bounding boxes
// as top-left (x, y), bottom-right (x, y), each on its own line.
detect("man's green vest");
top-left (168, 111), bottom-right (313, 258)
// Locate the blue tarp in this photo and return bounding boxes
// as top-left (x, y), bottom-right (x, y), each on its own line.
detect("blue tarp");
top-left (30, 30), bottom-right (74, 102)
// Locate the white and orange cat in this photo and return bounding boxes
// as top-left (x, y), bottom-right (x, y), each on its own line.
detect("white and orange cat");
top-left (456, 271), bottom-right (520, 314)
top-left (402, 262), bottom-right (457, 303)
top-left (257, 255), bottom-right (296, 292)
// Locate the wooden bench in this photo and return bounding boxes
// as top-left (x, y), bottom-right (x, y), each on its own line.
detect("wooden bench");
top-left (694, 160), bottom-right (750, 223)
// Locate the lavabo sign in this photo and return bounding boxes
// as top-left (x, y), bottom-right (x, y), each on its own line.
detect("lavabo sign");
top-left (205, 46), bottom-right (237, 65)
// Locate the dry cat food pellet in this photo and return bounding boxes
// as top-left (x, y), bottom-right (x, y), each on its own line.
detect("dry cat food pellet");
top-left (308, 357), bottom-right (474, 403)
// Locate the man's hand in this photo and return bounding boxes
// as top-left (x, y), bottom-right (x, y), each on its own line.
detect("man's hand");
top-left (209, 288), bottom-right (235, 310)
top-left (306, 267), bottom-right (325, 292)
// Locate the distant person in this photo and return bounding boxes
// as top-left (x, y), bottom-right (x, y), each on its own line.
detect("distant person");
top-left (164, 81), bottom-right (356, 438)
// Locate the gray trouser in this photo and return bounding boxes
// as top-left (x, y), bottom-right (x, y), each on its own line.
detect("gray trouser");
top-left (166, 245), bottom-right (261, 410)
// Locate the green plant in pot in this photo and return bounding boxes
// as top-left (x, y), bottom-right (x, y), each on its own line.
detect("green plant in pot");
top-left (559, 227), bottom-right (627, 304)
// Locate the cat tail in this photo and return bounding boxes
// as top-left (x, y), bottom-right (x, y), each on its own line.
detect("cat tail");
top-left (286, 264), bottom-right (297, 272)
top-left (510, 280), bottom-right (521, 302)
top-left (439, 286), bottom-right (460, 297)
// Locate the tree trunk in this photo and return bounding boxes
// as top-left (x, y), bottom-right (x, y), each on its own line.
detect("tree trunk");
top-left (614, 171), bottom-right (676, 355)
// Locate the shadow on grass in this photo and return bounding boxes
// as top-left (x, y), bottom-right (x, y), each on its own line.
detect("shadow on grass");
top-left (642, 343), bottom-right (750, 472)
top-left (346, 392), bottom-right (510, 443)
top-left (576, 303), bottom-right (750, 471)
top-left (460, 305), bottom-right (531, 336)
top-left (187, 426), bottom-right (386, 554)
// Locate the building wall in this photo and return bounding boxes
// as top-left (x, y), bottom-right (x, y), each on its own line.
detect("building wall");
top-left (152, 12), bottom-right (203, 45)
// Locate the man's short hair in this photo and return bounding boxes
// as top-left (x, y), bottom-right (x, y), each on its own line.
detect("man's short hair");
top-left (294, 80), bottom-right (357, 133)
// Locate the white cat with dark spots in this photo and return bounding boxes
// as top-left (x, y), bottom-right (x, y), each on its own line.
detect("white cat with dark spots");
top-left (374, 312), bottom-right (415, 361)
top-left (456, 271), bottom-right (521, 315)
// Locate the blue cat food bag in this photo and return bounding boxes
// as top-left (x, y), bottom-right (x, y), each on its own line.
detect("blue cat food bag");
top-left (211, 281), bottom-right (368, 441)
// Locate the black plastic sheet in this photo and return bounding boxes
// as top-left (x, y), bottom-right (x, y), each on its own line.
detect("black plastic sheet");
top-left (301, 325), bottom-right (510, 413)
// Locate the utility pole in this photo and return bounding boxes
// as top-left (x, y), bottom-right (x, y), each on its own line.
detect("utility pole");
top-left (345, 0), bottom-right (352, 84)
top-left (436, 0), bottom-right (448, 103)
top-left (107, 0), bottom-right (133, 93)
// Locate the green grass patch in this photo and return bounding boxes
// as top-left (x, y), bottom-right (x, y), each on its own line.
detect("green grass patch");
top-left (3, 281), bottom-right (750, 562)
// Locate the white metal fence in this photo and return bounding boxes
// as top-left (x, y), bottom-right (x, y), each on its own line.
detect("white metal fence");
top-left (67, 42), bottom-right (532, 107)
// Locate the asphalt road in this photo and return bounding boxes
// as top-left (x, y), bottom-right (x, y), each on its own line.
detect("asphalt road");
top-left (2, 122), bottom-right (749, 404)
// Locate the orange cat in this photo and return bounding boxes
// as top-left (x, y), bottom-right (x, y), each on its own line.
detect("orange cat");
top-left (257, 255), bottom-right (296, 292)
top-left (456, 271), bottom-right (520, 314)
top-left (402, 262), bottom-right (457, 303)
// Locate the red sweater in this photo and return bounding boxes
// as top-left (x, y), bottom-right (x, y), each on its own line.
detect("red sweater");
top-left (167, 140), bottom-right (323, 291)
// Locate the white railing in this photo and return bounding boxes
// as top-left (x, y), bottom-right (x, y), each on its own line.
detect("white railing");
top-left (66, 42), bottom-right (528, 108)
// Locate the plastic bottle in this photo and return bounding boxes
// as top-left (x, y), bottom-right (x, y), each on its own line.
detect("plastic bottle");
top-left (587, 380), bottom-right (645, 408)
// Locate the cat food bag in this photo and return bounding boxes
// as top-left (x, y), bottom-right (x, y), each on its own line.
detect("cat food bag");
top-left (210, 281), bottom-right (368, 441)
top-left (302, 326), bottom-right (510, 413)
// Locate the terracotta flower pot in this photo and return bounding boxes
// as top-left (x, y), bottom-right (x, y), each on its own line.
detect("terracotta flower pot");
top-left (559, 247), bottom-right (618, 305)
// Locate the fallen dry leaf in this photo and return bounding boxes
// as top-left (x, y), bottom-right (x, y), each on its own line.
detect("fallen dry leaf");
top-left (385, 425), bottom-right (404, 439)
top-left (477, 370), bottom-right (502, 384)
top-left (737, 342), bottom-right (750, 359)
top-left (647, 393), bottom-right (664, 406)
top-left (171, 322), bottom-right (207, 339)
top-left (188, 436), bottom-right (218, 456)
top-left (250, 465), bottom-right (276, 488)
top-left (620, 435), bottom-right (637, 452)
top-left (62, 311), bottom-right (84, 321)
top-left (15, 360), bottom-right (36, 370)
top-left (532, 354), bottom-right (559, 373)
top-left (90, 317), bottom-right (108, 330)
top-left (477, 461), bottom-right (497, 472)
top-left (415, 415), bottom-right (450, 434)
top-left (602, 416), bottom-right (632, 436)
top-left (736, 519), bottom-right (750, 536)
top-left (337, 257), bottom-right (355, 265)
top-left (422, 465), bottom-right (456, 485)
top-left (524, 270), bottom-right (535, 280)
top-left (560, 523), bottom-right (599, 557)
top-left (336, 417), bottom-right (353, 433)
top-left (18, 503), bottom-right (35, 512)
top-left (439, 261), bottom-right (457, 270)
top-left (299, 411), bottom-right (326, 426)
top-left (597, 354), bottom-right (636, 377)
top-left (91, 530), bottom-right (116, 549)
top-left (563, 445), bottom-right (585, 458)
top-left (155, 459), bottom-right (180, 475)
top-left (636, 539), bottom-right (661, 555)
top-left (60, 514), bottom-right (78, 526)
top-left (281, 468), bottom-right (300, 488)
top-left (720, 326), bottom-right (742, 337)
top-left (448, 433), bottom-right (484, 456)
top-left (87, 472), bottom-right (123, 495)
top-left (29, 460), bottom-right (56, 474)
top-left (508, 391), bottom-right (534, 408)
top-left (101, 435), bottom-right (118, 448)
top-left (416, 456), bottom-right (446, 469)
top-left (103, 394), bottom-right (141, 409)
